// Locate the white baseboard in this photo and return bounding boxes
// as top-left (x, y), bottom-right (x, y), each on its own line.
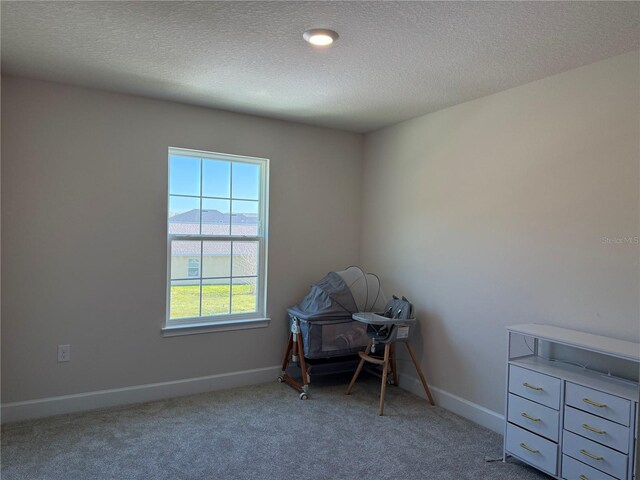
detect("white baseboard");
top-left (1, 365), bottom-right (281, 424)
top-left (2, 366), bottom-right (505, 432)
top-left (397, 372), bottom-right (504, 434)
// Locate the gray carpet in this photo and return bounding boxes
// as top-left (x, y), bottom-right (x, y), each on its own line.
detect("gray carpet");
top-left (2, 374), bottom-right (550, 480)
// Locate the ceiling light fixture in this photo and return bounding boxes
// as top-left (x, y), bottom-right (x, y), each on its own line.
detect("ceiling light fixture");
top-left (303, 28), bottom-right (339, 47)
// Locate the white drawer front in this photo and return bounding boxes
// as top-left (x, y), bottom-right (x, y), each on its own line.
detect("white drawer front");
top-left (563, 430), bottom-right (628, 480)
top-left (509, 393), bottom-right (560, 442)
top-left (565, 406), bottom-right (630, 454)
top-left (562, 455), bottom-right (615, 480)
top-left (506, 423), bottom-right (558, 475)
top-left (566, 383), bottom-right (631, 427)
top-left (563, 454), bottom-right (618, 480)
top-left (509, 365), bottom-right (561, 410)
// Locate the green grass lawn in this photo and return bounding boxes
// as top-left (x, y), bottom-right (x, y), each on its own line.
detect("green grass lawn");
top-left (170, 283), bottom-right (256, 319)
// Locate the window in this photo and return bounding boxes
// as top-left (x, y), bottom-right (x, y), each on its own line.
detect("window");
top-left (166, 147), bottom-right (268, 329)
top-left (187, 258), bottom-right (200, 277)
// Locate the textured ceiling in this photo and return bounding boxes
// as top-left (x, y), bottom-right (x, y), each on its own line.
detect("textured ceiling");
top-left (2, 1), bottom-right (639, 132)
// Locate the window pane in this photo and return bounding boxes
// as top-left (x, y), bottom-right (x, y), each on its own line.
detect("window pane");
top-left (231, 277), bottom-right (257, 314)
top-left (170, 155), bottom-right (200, 196)
top-left (169, 196), bottom-right (200, 235)
top-left (232, 241), bottom-right (258, 277)
top-left (232, 162), bottom-right (260, 200)
top-left (170, 280), bottom-right (201, 319)
top-left (170, 241), bottom-right (201, 280)
top-left (203, 159), bottom-right (230, 198)
top-left (231, 200), bottom-right (259, 236)
top-left (201, 198), bottom-right (230, 235)
top-left (202, 279), bottom-right (230, 316)
top-left (203, 241), bottom-right (231, 278)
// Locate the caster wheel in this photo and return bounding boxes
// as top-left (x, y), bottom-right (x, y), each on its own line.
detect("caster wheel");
top-left (277, 376), bottom-right (284, 383)
top-left (299, 393), bottom-right (309, 400)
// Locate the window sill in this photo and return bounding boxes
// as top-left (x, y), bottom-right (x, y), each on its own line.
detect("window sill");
top-left (162, 318), bottom-right (271, 337)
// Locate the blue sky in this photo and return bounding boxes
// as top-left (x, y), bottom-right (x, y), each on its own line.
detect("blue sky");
top-left (169, 155), bottom-right (260, 215)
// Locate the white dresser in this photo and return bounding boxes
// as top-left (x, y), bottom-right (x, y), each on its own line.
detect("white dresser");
top-left (504, 324), bottom-right (639, 480)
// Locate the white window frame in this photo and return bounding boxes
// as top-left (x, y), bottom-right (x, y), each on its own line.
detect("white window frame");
top-left (163, 147), bottom-right (269, 336)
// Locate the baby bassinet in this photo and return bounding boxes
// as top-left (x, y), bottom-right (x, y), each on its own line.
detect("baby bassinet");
top-left (278, 266), bottom-right (386, 399)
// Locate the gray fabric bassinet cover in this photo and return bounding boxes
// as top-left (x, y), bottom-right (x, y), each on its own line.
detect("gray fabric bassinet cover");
top-left (287, 271), bottom-right (358, 322)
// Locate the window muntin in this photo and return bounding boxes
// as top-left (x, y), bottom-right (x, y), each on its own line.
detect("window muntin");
top-left (166, 148), bottom-right (268, 326)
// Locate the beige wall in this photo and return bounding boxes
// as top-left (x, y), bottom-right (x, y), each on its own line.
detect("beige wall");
top-left (1, 77), bottom-right (363, 403)
top-left (3, 51), bottom-right (638, 422)
top-left (360, 51), bottom-right (640, 415)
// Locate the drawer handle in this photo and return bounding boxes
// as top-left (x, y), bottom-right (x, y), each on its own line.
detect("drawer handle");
top-left (579, 448), bottom-right (604, 461)
top-left (582, 398), bottom-right (607, 408)
top-left (519, 442), bottom-right (539, 454)
top-left (522, 382), bottom-right (543, 391)
top-left (521, 412), bottom-right (541, 422)
top-left (582, 423), bottom-right (606, 435)
top-left (579, 475), bottom-right (589, 480)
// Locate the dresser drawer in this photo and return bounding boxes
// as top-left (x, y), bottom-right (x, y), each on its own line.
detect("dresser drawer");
top-left (506, 423), bottom-right (558, 475)
top-left (563, 454), bottom-right (618, 480)
top-left (566, 383), bottom-right (631, 427)
top-left (563, 430), bottom-right (628, 480)
top-left (508, 393), bottom-right (560, 441)
top-left (565, 406), bottom-right (630, 453)
top-left (509, 365), bottom-right (561, 410)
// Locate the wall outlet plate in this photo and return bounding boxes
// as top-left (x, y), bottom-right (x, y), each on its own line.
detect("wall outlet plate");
top-left (58, 344), bottom-right (71, 362)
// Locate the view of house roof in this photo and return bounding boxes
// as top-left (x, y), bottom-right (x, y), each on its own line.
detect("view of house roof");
top-left (170, 209), bottom-right (257, 224)
top-left (169, 209), bottom-right (259, 257)
top-left (169, 209), bottom-right (258, 237)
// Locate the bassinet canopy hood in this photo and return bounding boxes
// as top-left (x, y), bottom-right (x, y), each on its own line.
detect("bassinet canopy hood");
top-left (288, 272), bottom-right (357, 321)
top-left (287, 266), bottom-right (385, 321)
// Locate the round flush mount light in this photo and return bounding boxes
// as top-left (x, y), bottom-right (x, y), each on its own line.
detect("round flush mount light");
top-left (303, 28), bottom-right (339, 47)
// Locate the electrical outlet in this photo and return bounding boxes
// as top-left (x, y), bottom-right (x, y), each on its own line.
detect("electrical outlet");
top-left (58, 344), bottom-right (71, 363)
